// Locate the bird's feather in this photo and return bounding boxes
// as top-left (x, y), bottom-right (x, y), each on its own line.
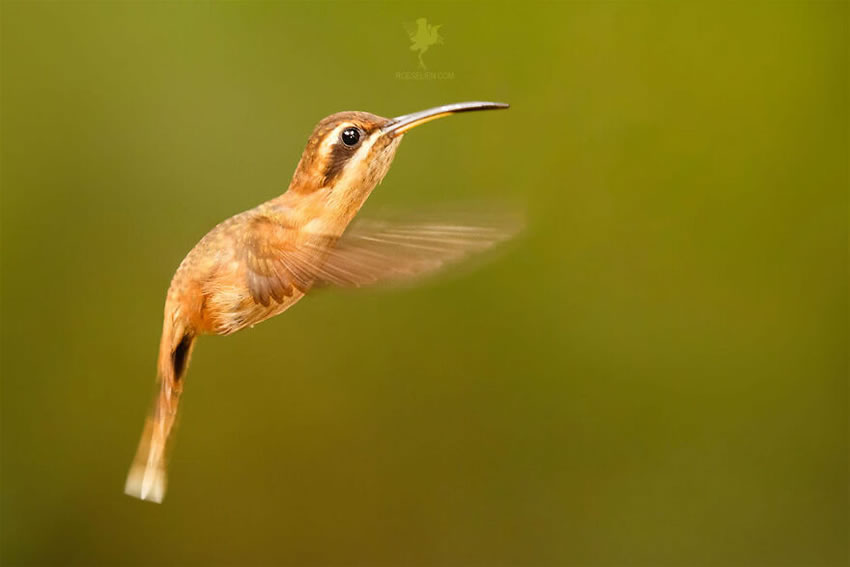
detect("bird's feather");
top-left (240, 208), bottom-right (521, 305)
top-left (307, 212), bottom-right (520, 287)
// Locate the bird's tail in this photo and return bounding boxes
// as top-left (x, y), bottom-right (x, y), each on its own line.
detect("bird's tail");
top-left (125, 314), bottom-right (195, 503)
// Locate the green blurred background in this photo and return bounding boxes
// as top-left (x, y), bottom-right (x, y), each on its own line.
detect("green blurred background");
top-left (1, 1), bottom-right (846, 565)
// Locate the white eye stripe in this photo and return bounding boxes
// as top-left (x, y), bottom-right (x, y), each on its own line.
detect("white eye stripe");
top-left (320, 124), bottom-right (351, 153)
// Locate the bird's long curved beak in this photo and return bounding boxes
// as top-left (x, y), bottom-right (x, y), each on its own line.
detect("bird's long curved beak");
top-left (381, 101), bottom-right (509, 137)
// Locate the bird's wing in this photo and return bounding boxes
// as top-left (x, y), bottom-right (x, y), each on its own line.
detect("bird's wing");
top-left (305, 209), bottom-right (522, 288)
top-left (240, 208), bottom-right (522, 305)
top-left (434, 26), bottom-right (445, 43)
top-left (239, 214), bottom-right (335, 306)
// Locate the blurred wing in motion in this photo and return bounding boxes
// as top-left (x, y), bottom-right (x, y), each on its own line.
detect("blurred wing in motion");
top-left (309, 209), bottom-right (523, 288)
top-left (238, 207), bottom-right (522, 309)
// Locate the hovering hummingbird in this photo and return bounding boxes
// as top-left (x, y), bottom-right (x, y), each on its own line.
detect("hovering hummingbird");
top-left (125, 101), bottom-right (517, 503)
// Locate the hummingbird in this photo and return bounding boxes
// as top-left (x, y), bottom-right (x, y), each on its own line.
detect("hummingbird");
top-left (125, 101), bottom-right (516, 503)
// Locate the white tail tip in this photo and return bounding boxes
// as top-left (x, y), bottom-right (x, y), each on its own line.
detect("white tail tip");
top-left (125, 463), bottom-right (167, 503)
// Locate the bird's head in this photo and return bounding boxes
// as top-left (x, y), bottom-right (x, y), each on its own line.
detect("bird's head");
top-left (287, 102), bottom-right (509, 217)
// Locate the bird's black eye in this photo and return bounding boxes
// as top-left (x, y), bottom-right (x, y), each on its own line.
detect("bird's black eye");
top-left (340, 127), bottom-right (361, 147)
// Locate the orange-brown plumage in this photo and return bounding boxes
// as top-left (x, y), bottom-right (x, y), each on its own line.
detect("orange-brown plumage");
top-left (126, 102), bottom-right (516, 502)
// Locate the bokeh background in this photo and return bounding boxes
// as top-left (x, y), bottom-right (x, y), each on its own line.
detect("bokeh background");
top-left (1, 2), bottom-right (846, 566)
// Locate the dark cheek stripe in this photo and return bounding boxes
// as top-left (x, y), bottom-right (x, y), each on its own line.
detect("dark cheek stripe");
top-left (322, 143), bottom-right (355, 186)
top-left (320, 123), bottom-right (383, 187)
